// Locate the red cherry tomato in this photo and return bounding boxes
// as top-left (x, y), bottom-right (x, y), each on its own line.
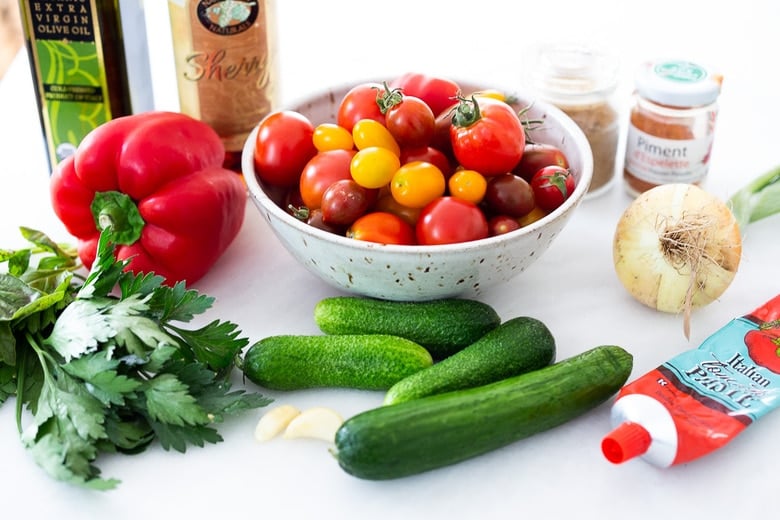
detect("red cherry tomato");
top-left (530, 166), bottom-right (576, 211)
top-left (390, 72), bottom-right (461, 116)
top-left (337, 83), bottom-right (385, 132)
top-left (253, 111), bottom-right (317, 187)
top-left (298, 150), bottom-right (355, 209)
top-left (450, 96), bottom-right (525, 176)
top-left (416, 196), bottom-right (488, 245)
top-left (347, 212), bottom-right (416, 245)
top-left (488, 215), bottom-right (521, 236)
top-left (384, 95), bottom-right (435, 148)
top-left (514, 143), bottom-right (570, 182)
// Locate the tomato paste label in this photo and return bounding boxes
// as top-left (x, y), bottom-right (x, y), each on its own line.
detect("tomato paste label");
top-left (660, 316), bottom-right (780, 423)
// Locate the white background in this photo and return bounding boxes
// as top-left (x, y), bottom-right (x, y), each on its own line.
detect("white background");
top-left (1, 0), bottom-right (779, 518)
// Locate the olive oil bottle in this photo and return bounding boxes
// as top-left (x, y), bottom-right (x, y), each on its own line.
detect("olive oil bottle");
top-left (168, 0), bottom-right (277, 172)
top-left (18, 0), bottom-right (153, 170)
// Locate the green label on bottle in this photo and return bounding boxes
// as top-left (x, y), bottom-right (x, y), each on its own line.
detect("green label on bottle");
top-left (24, 0), bottom-right (112, 166)
top-left (653, 61), bottom-right (708, 83)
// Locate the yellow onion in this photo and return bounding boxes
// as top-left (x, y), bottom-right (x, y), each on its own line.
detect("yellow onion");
top-left (613, 184), bottom-right (742, 337)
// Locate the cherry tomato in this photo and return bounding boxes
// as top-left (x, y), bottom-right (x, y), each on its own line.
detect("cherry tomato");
top-left (517, 206), bottom-right (549, 227)
top-left (373, 193), bottom-right (422, 226)
top-left (450, 96), bottom-right (525, 176)
top-left (321, 179), bottom-right (374, 227)
top-left (352, 119), bottom-right (400, 156)
top-left (390, 72), bottom-right (461, 116)
top-left (416, 197), bottom-right (488, 245)
top-left (488, 215), bottom-right (521, 236)
top-left (530, 166), bottom-right (576, 211)
top-left (391, 161), bottom-right (446, 209)
top-left (313, 123), bottom-right (354, 152)
top-left (514, 143), bottom-right (570, 182)
top-left (337, 83), bottom-right (385, 132)
top-left (305, 207), bottom-right (345, 235)
top-left (298, 149), bottom-right (355, 209)
top-left (347, 212), bottom-right (416, 245)
top-left (448, 169), bottom-right (487, 204)
top-left (254, 110), bottom-right (317, 187)
top-left (484, 173), bottom-right (535, 218)
top-left (400, 146), bottom-right (453, 179)
top-left (350, 146), bottom-right (401, 189)
top-left (431, 104), bottom-right (457, 158)
top-left (384, 95), bottom-right (435, 148)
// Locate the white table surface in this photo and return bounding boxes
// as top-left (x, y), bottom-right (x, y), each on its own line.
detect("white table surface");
top-left (2, 1), bottom-right (779, 518)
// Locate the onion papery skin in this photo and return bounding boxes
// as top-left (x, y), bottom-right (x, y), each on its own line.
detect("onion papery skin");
top-left (613, 184), bottom-right (742, 313)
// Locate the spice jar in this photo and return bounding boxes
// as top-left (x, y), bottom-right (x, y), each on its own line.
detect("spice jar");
top-left (623, 59), bottom-right (722, 196)
top-left (528, 44), bottom-right (620, 197)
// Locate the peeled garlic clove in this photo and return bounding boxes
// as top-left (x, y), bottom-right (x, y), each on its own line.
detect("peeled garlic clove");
top-left (254, 404), bottom-right (301, 442)
top-left (283, 406), bottom-right (343, 442)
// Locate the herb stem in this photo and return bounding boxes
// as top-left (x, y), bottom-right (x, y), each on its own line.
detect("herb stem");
top-left (728, 164), bottom-right (780, 232)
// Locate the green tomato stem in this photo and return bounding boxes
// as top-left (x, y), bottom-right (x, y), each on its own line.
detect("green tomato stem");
top-left (451, 95), bottom-right (482, 128)
top-left (728, 164), bottom-right (780, 232)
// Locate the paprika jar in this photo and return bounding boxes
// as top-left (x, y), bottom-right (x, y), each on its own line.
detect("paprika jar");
top-left (623, 59), bottom-right (722, 196)
top-left (528, 43), bottom-right (620, 198)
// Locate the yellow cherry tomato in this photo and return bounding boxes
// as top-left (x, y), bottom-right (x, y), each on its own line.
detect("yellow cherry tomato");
top-left (350, 146), bottom-right (401, 189)
top-left (448, 169), bottom-right (488, 204)
top-left (352, 119), bottom-right (401, 156)
top-left (518, 205), bottom-right (549, 227)
top-left (313, 123), bottom-right (354, 152)
top-left (391, 161), bottom-right (446, 209)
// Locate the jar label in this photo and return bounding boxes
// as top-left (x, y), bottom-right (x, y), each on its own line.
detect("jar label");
top-left (624, 125), bottom-right (714, 185)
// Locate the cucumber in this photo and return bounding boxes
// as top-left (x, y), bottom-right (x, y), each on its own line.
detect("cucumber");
top-left (334, 345), bottom-right (633, 480)
top-left (314, 296), bottom-right (501, 359)
top-left (241, 334), bottom-right (433, 391)
top-left (384, 316), bottom-right (555, 405)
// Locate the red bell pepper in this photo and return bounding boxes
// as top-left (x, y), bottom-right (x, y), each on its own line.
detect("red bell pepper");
top-left (390, 72), bottom-right (461, 117)
top-left (50, 111), bottom-right (247, 285)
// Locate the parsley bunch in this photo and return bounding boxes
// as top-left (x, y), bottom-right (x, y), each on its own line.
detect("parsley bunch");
top-left (0, 228), bottom-right (271, 489)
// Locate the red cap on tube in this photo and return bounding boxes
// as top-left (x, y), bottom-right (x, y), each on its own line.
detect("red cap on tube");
top-left (601, 422), bottom-right (652, 464)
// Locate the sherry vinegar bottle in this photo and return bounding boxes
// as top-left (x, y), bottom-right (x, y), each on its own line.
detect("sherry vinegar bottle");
top-left (168, 0), bottom-right (278, 172)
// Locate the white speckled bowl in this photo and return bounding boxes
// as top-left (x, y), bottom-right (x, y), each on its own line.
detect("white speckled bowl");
top-left (243, 81), bottom-right (593, 301)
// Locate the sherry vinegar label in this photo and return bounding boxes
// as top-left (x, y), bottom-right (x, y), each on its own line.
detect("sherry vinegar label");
top-left (21, 0), bottom-right (114, 166)
top-left (170, 0), bottom-right (276, 154)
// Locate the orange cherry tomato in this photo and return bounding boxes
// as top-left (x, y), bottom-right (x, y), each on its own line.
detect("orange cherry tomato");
top-left (347, 211), bottom-right (416, 245)
top-left (390, 161), bottom-right (446, 209)
top-left (448, 169), bottom-right (487, 204)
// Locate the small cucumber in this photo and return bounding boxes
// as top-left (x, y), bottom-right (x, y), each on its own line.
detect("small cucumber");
top-left (384, 316), bottom-right (555, 405)
top-left (241, 334), bottom-right (433, 391)
top-left (314, 296), bottom-right (501, 359)
top-left (334, 345), bottom-right (633, 480)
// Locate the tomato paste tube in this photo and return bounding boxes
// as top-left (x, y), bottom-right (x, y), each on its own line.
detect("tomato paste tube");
top-left (602, 294), bottom-right (780, 467)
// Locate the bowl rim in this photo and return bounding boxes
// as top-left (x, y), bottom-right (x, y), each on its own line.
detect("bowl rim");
top-left (242, 80), bottom-right (593, 254)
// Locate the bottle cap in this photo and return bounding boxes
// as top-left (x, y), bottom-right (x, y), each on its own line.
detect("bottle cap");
top-left (601, 422), bottom-right (652, 464)
top-left (634, 59), bottom-right (722, 108)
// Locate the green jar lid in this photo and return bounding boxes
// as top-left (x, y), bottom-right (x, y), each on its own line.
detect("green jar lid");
top-left (635, 59), bottom-right (722, 107)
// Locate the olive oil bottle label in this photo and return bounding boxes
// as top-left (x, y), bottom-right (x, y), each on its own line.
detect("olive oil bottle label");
top-left (169, 0), bottom-right (277, 168)
top-left (20, 0), bottom-right (123, 167)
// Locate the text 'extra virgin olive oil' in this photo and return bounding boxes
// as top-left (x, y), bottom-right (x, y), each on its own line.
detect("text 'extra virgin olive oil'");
top-left (168, 0), bottom-right (278, 172)
top-left (18, 0), bottom-right (154, 170)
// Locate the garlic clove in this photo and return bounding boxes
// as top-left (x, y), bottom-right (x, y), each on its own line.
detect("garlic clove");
top-left (282, 406), bottom-right (343, 442)
top-left (254, 404), bottom-right (301, 442)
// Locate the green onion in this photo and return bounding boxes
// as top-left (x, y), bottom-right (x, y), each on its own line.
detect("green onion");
top-left (728, 164), bottom-right (780, 232)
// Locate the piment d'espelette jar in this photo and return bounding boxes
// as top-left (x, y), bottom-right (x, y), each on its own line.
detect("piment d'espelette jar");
top-left (623, 59), bottom-right (722, 196)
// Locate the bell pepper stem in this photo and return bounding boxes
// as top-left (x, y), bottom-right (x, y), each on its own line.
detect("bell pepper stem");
top-left (90, 191), bottom-right (145, 245)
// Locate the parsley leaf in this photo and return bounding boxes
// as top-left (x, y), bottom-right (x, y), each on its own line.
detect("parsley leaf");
top-left (1, 228), bottom-right (272, 489)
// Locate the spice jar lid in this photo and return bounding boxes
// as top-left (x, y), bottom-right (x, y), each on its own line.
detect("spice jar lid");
top-left (529, 43), bottom-right (619, 105)
top-left (634, 59), bottom-right (722, 107)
